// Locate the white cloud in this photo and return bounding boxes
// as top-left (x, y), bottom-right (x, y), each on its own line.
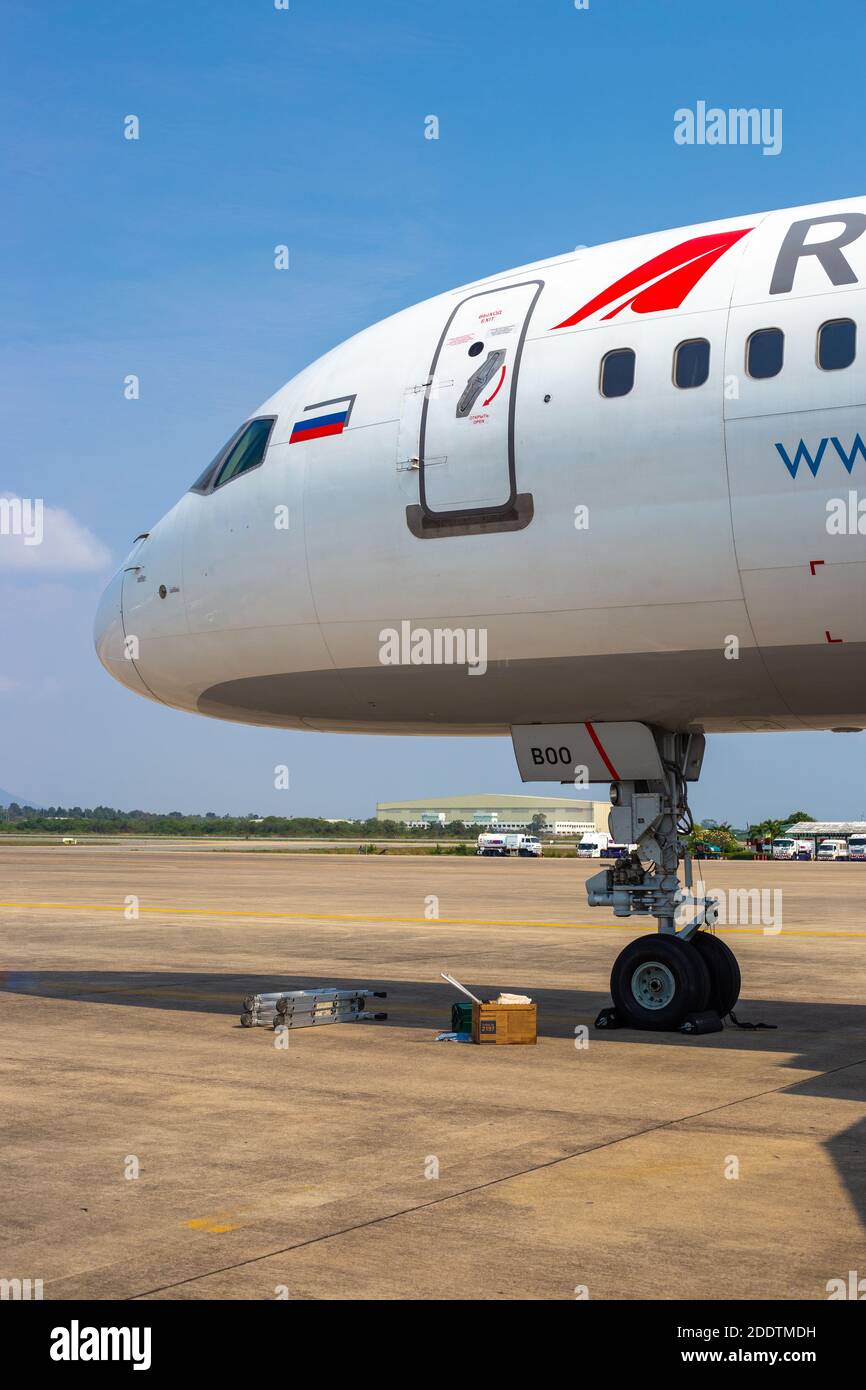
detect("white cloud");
top-left (0, 495), bottom-right (111, 573)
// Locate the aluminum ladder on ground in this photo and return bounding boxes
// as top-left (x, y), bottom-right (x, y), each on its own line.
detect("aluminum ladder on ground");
top-left (240, 986), bottom-right (387, 1029)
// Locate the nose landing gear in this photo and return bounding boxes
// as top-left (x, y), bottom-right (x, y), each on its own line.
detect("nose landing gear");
top-left (691, 929), bottom-right (741, 1017)
top-left (610, 934), bottom-right (712, 1031)
top-left (585, 728), bottom-right (742, 1032)
top-left (509, 720), bottom-right (743, 1034)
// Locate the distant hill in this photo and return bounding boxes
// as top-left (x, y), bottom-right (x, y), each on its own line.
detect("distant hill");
top-left (0, 787), bottom-right (37, 808)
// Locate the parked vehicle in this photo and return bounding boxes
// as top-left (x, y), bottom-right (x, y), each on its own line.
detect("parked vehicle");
top-left (772, 837), bottom-right (814, 861)
top-left (848, 835), bottom-right (866, 861)
top-left (476, 832), bottom-right (542, 857)
top-left (576, 832), bottom-right (612, 858)
top-left (477, 833), bottom-right (508, 856)
top-left (693, 841), bottom-right (722, 860)
top-left (817, 838), bottom-right (849, 861)
top-left (576, 835), bottom-right (639, 859)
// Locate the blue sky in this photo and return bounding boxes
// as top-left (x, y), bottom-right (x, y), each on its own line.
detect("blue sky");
top-left (2, 0), bottom-right (865, 821)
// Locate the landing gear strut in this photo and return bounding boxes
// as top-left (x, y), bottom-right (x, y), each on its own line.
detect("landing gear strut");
top-left (509, 720), bottom-right (743, 1032)
top-left (584, 729), bottom-right (741, 1031)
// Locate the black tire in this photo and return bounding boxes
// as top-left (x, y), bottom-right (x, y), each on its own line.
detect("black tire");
top-left (692, 931), bottom-right (741, 1016)
top-left (610, 934), bottom-right (712, 1030)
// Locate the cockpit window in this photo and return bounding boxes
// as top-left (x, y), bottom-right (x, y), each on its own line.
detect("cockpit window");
top-left (189, 426), bottom-right (244, 494)
top-left (189, 418), bottom-right (277, 495)
top-left (213, 417), bottom-right (276, 488)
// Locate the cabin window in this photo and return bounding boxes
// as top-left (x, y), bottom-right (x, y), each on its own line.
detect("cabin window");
top-left (674, 339), bottom-right (710, 389)
top-left (818, 318), bottom-right (856, 371)
top-left (600, 348), bottom-right (635, 398)
top-left (746, 328), bottom-right (784, 379)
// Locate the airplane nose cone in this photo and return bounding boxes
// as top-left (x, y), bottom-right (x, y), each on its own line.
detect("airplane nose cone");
top-left (94, 567), bottom-right (123, 666)
top-left (94, 568), bottom-right (149, 696)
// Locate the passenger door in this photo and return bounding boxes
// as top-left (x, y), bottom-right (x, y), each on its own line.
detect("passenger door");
top-left (401, 280), bottom-right (542, 534)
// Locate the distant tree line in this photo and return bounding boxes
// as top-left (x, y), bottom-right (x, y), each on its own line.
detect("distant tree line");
top-left (744, 810), bottom-right (814, 845)
top-left (0, 803), bottom-right (817, 848)
top-left (687, 810), bottom-right (815, 857)
top-left (0, 804), bottom-right (476, 838)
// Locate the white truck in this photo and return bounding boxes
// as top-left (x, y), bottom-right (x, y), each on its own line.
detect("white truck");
top-left (848, 835), bottom-right (866, 862)
top-left (817, 838), bottom-right (849, 861)
top-left (576, 833), bottom-right (637, 859)
top-left (576, 832), bottom-right (612, 858)
top-left (476, 832), bottom-right (543, 857)
top-left (772, 836), bottom-right (814, 860)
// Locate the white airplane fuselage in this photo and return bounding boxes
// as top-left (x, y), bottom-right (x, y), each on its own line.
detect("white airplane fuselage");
top-left (95, 196), bottom-right (866, 739)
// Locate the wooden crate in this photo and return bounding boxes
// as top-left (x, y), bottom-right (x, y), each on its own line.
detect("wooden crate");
top-left (471, 1001), bottom-right (537, 1045)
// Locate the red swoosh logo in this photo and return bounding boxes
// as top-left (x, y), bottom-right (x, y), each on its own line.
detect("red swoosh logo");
top-left (552, 228), bottom-right (753, 330)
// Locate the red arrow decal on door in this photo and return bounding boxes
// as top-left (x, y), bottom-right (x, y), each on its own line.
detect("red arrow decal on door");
top-left (482, 365), bottom-right (506, 407)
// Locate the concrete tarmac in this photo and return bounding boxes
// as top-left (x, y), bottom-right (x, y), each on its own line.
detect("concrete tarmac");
top-left (1, 845), bottom-right (864, 1300)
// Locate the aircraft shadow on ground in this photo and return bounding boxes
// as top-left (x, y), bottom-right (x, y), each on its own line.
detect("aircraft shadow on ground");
top-left (4, 969), bottom-right (866, 1057)
top-left (4, 971), bottom-right (865, 1236)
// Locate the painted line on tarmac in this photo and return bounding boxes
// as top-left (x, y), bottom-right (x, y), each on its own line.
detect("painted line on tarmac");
top-left (0, 900), bottom-right (863, 938)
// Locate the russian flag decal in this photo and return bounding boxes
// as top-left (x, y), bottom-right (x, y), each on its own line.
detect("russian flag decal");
top-left (290, 394), bottom-right (356, 444)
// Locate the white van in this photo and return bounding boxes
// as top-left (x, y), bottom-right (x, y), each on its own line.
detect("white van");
top-left (817, 838), bottom-right (849, 861)
top-left (848, 835), bottom-right (866, 862)
top-left (477, 832), bottom-right (542, 857)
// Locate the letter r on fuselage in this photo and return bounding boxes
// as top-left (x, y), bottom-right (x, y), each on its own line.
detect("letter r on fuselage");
top-left (771, 213), bottom-right (866, 295)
